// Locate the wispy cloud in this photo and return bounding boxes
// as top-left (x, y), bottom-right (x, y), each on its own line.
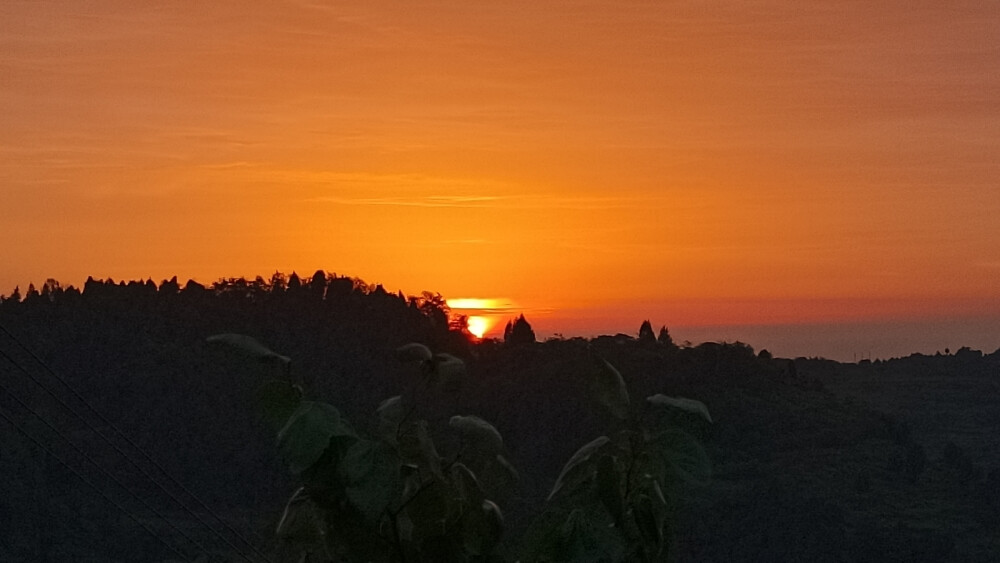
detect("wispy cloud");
top-left (288, 169), bottom-right (654, 210)
top-left (307, 195), bottom-right (503, 208)
top-left (440, 238), bottom-right (491, 244)
top-left (198, 161), bottom-right (258, 170)
top-left (306, 191), bottom-right (651, 211)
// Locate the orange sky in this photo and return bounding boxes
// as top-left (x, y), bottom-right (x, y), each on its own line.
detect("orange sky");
top-left (2, 1), bottom-right (998, 359)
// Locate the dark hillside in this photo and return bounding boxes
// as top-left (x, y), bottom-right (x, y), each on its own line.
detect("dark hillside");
top-left (1, 277), bottom-right (997, 561)
top-left (0, 274), bottom-right (455, 561)
top-left (803, 352), bottom-right (1000, 561)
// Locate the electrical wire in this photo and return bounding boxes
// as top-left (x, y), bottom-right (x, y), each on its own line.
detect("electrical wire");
top-left (0, 387), bottom-right (195, 562)
top-left (0, 323), bottom-right (272, 562)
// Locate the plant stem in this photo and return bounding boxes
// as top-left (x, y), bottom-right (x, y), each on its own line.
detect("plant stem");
top-left (386, 509), bottom-right (408, 563)
top-left (396, 368), bottom-right (434, 441)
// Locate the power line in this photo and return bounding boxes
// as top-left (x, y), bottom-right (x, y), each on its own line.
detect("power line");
top-left (0, 339), bottom-right (270, 563)
top-left (0, 405), bottom-right (193, 562)
top-left (0, 381), bottom-right (199, 562)
top-left (0, 323), bottom-right (271, 562)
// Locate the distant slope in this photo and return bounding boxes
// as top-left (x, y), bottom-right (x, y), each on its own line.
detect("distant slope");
top-left (1, 274), bottom-right (997, 561)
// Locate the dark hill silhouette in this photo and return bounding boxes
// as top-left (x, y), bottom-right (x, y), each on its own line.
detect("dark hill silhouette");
top-left (1, 275), bottom-right (998, 561)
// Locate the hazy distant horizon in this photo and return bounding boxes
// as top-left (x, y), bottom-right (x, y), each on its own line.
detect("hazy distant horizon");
top-left (3, 272), bottom-right (998, 363)
top-left (545, 318), bottom-right (1000, 363)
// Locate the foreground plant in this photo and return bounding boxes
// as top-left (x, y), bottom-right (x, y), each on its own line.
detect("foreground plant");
top-left (520, 351), bottom-right (712, 562)
top-left (209, 335), bottom-right (512, 562)
top-left (209, 335), bottom-right (710, 563)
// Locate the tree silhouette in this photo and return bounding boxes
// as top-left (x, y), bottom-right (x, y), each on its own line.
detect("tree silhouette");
top-left (41, 278), bottom-right (62, 302)
top-left (308, 269), bottom-right (327, 297)
top-left (159, 276), bottom-right (180, 295)
top-left (327, 276), bottom-right (353, 300)
top-left (418, 292), bottom-right (449, 329)
top-left (504, 314), bottom-right (536, 345)
top-left (638, 320), bottom-right (656, 344)
top-left (182, 279), bottom-right (207, 295)
top-left (449, 313), bottom-right (470, 335)
top-left (270, 271), bottom-right (287, 292)
top-left (657, 325), bottom-right (675, 348)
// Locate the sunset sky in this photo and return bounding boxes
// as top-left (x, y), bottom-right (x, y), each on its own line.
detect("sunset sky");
top-left (2, 1), bottom-right (998, 360)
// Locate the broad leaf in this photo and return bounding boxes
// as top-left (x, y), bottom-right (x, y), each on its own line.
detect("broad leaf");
top-left (637, 480), bottom-right (670, 556)
top-left (555, 509), bottom-right (588, 561)
top-left (451, 463), bottom-right (485, 507)
top-left (591, 357), bottom-right (630, 419)
top-left (648, 428), bottom-right (711, 485)
top-left (548, 436), bottom-right (611, 501)
top-left (450, 415), bottom-right (503, 456)
top-left (339, 438), bottom-right (379, 484)
top-left (275, 487), bottom-right (309, 537)
top-left (399, 464), bottom-right (422, 506)
top-left (432, 353), bottom-right (466, 391)
top-left (206, 333), bottom-right (290, 365)
top-left (395, 342), bottom-right (433, 363)
top-left (458, 499), bottom-right (504, 557)
top-left (277, 401), bottom-right (356, 474)
top-left (646, 394), bottom-right (712, 423)
top-left (340, 439), bottom-right (398, 523)
top-left (479, 500), bottom-right (504, 554)
top-left (396, 510), bottom-right (415, 542)
top-left (632, 493), bottom-right (663, 552)
top-left (494, 454), bottom-right (519, 483)
top-left (398, 420), bottom-right (443, 480)
top-left (452, 468), bottom-right (503, 557)
top-left (275, 487), bottom-right (325, 550)
top-left (255, 379), bottom-right (302, 430)
top-left (595, 455), bottom-right (624, 525)
top-left (404, 479), bottom-right (453, 541)
top-left (375, 395), bottom-right (404, 444)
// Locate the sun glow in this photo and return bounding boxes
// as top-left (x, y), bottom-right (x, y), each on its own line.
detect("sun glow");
top-left (447, 297), bottom-right (514, 339)
top-left (447, 298), bottom-right (512, 310)
top-left (466, 315), bottom-right (491, 339)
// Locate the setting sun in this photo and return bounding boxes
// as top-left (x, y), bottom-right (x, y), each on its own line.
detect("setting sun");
top-left (466, 315), bottom-right (491, 339)
top-left (448, 297), bottom-right (509, 339)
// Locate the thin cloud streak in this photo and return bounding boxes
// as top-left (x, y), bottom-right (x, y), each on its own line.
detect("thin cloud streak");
top-left (307, 195), bottom-right (503, 208)
top-left (306, 193), bottom-right (663, 211)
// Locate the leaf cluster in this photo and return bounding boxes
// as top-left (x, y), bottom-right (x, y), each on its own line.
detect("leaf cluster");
top-left (521, 349), bottom-right (712, 562)
top-left (210, 336), bottom-right (711, 563)
top-left (211, 336), bottom-right (513, 562)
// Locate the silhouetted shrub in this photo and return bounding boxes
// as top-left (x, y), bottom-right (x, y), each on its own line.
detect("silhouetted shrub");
top-left (504, 314), bottom-right (536, 345)
top-left (159, 276), bottom-right (180, 295)
top-left (638, 320), bottom-right (656, 344)
top-left (656, 325), bottom-right (674, 348)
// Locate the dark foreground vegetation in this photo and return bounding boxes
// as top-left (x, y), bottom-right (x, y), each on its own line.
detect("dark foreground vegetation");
top-left (1, 274), bottom-right (998, 561)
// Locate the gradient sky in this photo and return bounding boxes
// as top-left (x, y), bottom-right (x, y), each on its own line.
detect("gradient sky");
top-left (2, 1), bottom-right (998, 359)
